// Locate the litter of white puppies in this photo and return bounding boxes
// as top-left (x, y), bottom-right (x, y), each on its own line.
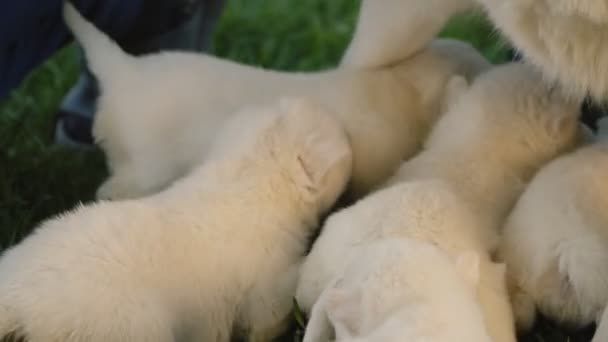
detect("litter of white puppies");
top-left (297, 63), bottom-right (581, 342)
top-left (0, 1), bottom-right (606, 341)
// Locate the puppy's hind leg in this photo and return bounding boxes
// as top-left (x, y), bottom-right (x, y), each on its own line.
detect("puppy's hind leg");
top-left (97, 172), bottom-right (150, 201)
top-left (441, 75), bottom-right (470, 113)
top-left (96, 161), bottom-right (180, 200)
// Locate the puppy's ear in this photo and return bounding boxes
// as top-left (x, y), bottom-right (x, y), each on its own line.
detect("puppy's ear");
top-left (441, 75), bottom-right (469, 112)
top-left (326, 287), bottom-right (363, 340)
top-left (294, 132), bottom-right (352, 196)
top-left (455, 250), bottom-right (481, 287)
top-left (278, 99), bottom-right (353, 204)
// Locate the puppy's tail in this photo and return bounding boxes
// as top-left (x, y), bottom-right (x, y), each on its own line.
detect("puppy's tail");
top-left (63, 1), bottom-right (133, 84)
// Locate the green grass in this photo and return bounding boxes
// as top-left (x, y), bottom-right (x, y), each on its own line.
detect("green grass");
top-left (0, 0), bottom-right (593, 341)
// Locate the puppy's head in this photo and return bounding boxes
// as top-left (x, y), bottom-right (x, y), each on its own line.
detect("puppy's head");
top-left (211, 98), bottom-right (353, 213)
top-left (427, 63), bottom-right (580, 179)
top-left (324, 241), bottom-right (487, 341)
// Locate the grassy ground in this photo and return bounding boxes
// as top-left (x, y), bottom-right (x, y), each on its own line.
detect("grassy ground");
top-left (0, 0), bottom-right (594, 341)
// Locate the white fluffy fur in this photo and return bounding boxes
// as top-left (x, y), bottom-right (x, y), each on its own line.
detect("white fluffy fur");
top-left (478, 0), bottom-right (608, 100)
top-left (63, 2), bottom-right (490, 200)
top-left (343, 0), bottom-right (608, 100)
top-left (0, 98), bottom-right (352, 342)
top-left (305, 238), bottom-right (492, 342)
top-left (498, 133), bottom-right (608, 342)
top-left (297, 180), bottom-right (505, 342)
top-left (297, 63), bottom-right (583, 342)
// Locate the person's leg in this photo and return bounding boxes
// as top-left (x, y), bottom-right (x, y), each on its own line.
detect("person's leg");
top-left (54, 0), bottom-right (226, 147)
top-left (0, 0), bottom-right (140, 100)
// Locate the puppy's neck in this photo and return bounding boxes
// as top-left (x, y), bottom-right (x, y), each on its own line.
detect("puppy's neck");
top-left (394, 149), bottom-right (526, 227)
top-left (447, 151), bottom-right (526, 227)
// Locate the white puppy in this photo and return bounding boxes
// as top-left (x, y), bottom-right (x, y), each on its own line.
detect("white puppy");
top-left (498, 121), bottom-right (608, 342)
top-left (63, 3), bottom-right (490, 200)
top-left (385, 63), bottom-right (581, 229)
top-left (299, 180), bottom-right (504, 342)
top-left (343, 0), bottom-right (608, 100)
top-left (304, 238), bottom-right (492, 342)
top-left (0, 98), bottom-right (352, 342)
top-left (297, 63), bottom-right (582, 342)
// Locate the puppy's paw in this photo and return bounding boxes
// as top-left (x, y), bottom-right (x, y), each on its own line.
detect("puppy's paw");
top-left (441, 75), bottom-right (469, 113)
top-left (510, 285), bottom-right (537, 332)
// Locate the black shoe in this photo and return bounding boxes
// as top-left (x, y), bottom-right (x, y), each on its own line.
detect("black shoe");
top-left (53, 59), bottom-right (98, 148)
top-left (580, 97), bottom-right (607, 132)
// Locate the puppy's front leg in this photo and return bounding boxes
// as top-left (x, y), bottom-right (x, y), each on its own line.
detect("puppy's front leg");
top-left (242, 264), bottom-right (300, 342)
top-left (341, 0), bottom-right (475, 68)
top-left (592, 305), bottom-right (608, 342)
top-left (301, 288), bottom-right (335, 342)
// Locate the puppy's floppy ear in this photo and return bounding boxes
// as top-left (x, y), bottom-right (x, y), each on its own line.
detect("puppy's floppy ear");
top-left (441, 75), bottom-right (469, 113)
top-left (294, 131), bottom-right (352, 196)
top-left (278, 98), bottom-right (353, 202)
top-left (455, 250), bottom-right (481, 288)
top-left (325, 287), bottom-right (363, 340)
